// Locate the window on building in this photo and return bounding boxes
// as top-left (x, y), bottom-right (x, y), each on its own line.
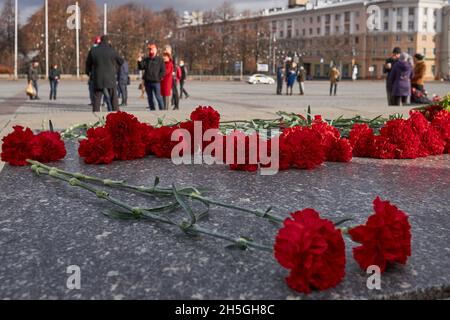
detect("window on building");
top-left (325, 14), bottom-right (330, 23)
top-left (355, 36), bottom-right (359, 44)
top-left (424, 8), bottom-right (428, 15)
top-left (433, 48), bottom-right (436, 55)
top-left (356, 11), bottom-right (360, 17)
top-left (356, 24), bottom-right (359, 31)
top-left (383, 48), bottom-right (388, 55)
top-left (407, 47), bottom-right (414, 55)
top-left (423, 48), bottom-right (426, 55)
top-left (422, 35), bottom-right (427, 41)
top-left (384, 9), bottom-right (389, 17)
top-left (397, 8), bottom-right (402, 17)
top-left (310, 17), bottom-right (313, 23)
top-left (396, 35), bottom-right (401, 42)
top-left (303, 29), bottom-right (306, 36)
top-left (309, 28), bottom-right (313, 35)
top-left (408, 35), bottom-right (414, 42)
top-left (287, 30), bottom-right (292, 38)
top-left (325, 26), bottom-right (330, 35)
top-left (336, 26), bottom-right (340, 33)
top-left (433, 22), bottom-right (437, 30)
top-left (384, 22), bottom-right (389, 30)
top-left (397, 22), bottom-right (402, 30)
top-left (317, 27), bottom-right (321, 34)
top-left (317, 16), bottom-right (320, 23)
top-left (336, 14), bottom-right (340, 21)
top-left (296, 29), bottom-right (300, 37)
top-left (384, 36), bottom-right (388, 42)
top-left (279, 30), bottom-right (284, 38)
top-left (408, 21), bottom-right (414, 31)
top-left (423, 22), bottom-right (428, 30)
top-left (408, 8), bottom-right (415, 16)
top-left (345, 12), bottom-right (350, 21)
top-left (432, 65), bottom-right (436, 75)
top-left (433, 9), bottom-right (437, 17)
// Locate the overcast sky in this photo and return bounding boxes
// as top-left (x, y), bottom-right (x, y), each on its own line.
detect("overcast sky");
top-left (8, 0), bottom-right (287, 23)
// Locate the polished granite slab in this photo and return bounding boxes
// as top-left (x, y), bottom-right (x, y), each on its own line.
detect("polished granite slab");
top-left (0, 140), bottom-right (449, 299)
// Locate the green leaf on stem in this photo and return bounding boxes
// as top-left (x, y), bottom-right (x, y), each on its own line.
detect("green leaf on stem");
top-left (172, 184), bottom-right (197, 228)
top-left (103, 209), bottom-right (136, 220)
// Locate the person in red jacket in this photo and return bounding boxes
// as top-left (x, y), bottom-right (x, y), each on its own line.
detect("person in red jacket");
top-left (160, 52), bottom-right (173, 110)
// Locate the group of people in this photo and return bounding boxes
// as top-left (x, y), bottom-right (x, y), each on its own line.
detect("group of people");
top-left (276, 62), bottom-right (341, 97)
top-left (384, 47), bottom-right (428, 106)
top-left (85, 35), bottom-right (190, 112)
top-left (276, 63), bottom-right (307, 96)
top-left (27, 60), bottom-right (61, 100)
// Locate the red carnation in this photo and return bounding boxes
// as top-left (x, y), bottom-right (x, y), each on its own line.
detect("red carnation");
top-left (282, 126), bottom-right (325, 170)
top-left (312, 116), bottom-right (342, 160)
top-left (105, 111), bottom-right (146, 160)
top-left (228, 131), bottom-right (260, 172)
top-left (78, 127), bottom-right (115, 164)
top-left (349, 124), bottom-right (375, 157)
top-left (1, 126), bottom-right (37, 166)
top-left (139, 123), bottom-right (156, 155)
top-left (327, 138), bottom-right (353, 162)
top-left (370, 136), bottom-right (396, 159)
top-left (150, 126), bottom-right (180, 158)
top-left (274, 209), bottom-right (346, 294)
top-left (32, 131), bottom-right (66, 163)
top-left (432, 110), bottom-right (450, 153)
top-left (380, 119), bottom-right (420, 159)
top-left (190, 106), bottom-right (220, 131)
top-left (349, 197), bottom-right (411, 273)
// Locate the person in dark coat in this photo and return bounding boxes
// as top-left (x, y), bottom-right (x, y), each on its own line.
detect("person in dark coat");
top-left (276, 66), bottom-right (284, 95)
top-left (49, 64), bottom-right (61, 100)
top-left (137, 43), bottom-right (165, 111)
top-left (383, 47), bottom-right (401, 105)
top-left (85, 35), bottom-right (124, 112)
top-left (179, 60), bottom-right (189, 99)
top-left (27, 60), bottom-right (40, 100)
top-left (388, 52), bottom-right (413, 106)
top-left (117, 60), bottom-right (129, 107)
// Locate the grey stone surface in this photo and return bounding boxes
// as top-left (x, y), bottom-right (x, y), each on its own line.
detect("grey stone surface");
top-left (0, 140), bottom-right (449, 300)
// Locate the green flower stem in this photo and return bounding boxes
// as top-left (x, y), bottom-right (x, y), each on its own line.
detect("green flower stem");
top-left (28, 161), bottom-right (273, 253)
top-left (27, 160), bottom-right (285, 224)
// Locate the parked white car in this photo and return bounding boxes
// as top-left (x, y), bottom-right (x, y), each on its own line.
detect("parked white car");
top-left (247, 74), bottom-right (275, 85)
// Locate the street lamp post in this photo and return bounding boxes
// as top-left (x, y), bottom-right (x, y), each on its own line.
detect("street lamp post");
top-left (76, 2), bottom-right (80, 78)
top-left (104, 3), bottom-right (107, 35)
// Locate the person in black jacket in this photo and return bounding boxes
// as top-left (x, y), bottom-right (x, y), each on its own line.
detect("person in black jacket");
top-left (179, 60), bottom-right (189, 99)
top-left (49, 64), bottom-right (61, 100)
top-left (137, 43), bottom-right (165, 111)
top-left (85, 35), bottom-right (124, 112)
top-left (383, 47), bottom-right (401, 106)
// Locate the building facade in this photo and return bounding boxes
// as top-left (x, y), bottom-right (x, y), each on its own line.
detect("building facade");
top-left (177, 0), bottom-right (450, 79)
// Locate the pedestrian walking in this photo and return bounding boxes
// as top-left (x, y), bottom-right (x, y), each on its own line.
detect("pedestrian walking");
top-left (383, 47), bottom-right (401, 105)
top-left (27, 60), bottom-right (40, 100)
top-left (161, 52), bottom-right (174, 110)
top-left (172, 63), bottom-right (182, 110)
top-left (297, 66), bottom-right (306, 95)
top-left (137, 43), bottom-right (165, 110)
top-left (85, 35), bottom-right (124, 112)
top-left (87, 36), bottom-right (101, 106)
top-left (276, 66), bottom-right (284, 95)
top-left (49, 64), bottom-right (60, 100)
top-left (352, 65), bottom-right (358, 81)
top-left (388, 52), bottom-right (413, 106)
top-left (179, 60), bottom-right (189, 99)
top-left (329, 65), bottom-right (341, 96)
top-left (286, 67), bottom-right (297, 96)
top-left (117, 60), bottom-right (129, 107)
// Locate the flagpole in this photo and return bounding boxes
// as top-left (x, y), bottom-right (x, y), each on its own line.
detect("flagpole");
top-left (104, 3), bottom-right (107, 35)
top-left (14, 0), bottom-right (18, 80)
top-left (76, 2), bottom-right (80, 78)
top-left (45, 0), bottom-right (49, 79)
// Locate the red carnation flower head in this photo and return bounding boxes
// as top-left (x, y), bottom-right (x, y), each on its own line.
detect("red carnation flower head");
top-left (227, 131), bottom-right (260, 172)
top-left (408, 111), bottom-right (445, 157)
top-left (432, 110), bottom-right (450, 153)
top-left (190, 106), bottom-right (220, 131)
top-left (105, 111), bottom-right (146, 160)
top-left (32, 131), bottom-right (66, 163)
top-left (282, 126), bottom-right (325, 170)
top-left (78, 127), bottom-right (115, 165)
top-left (327, 138), bottom-right (353, 162)
top-left (139, 123), bottom-right (156, 155)
top-left (149, 125), bottom-right (180, 158)
top-left (311, 117), bottom-right (341, 160)
top-left (274, 209), bottom-right (346, 294)
top-left (349, 124), bottom-right (375, 157)
top-left (349, 197), bottom-right (411, 273)
top-left (1, 126), bottom-right (37, 166)
top-left (380, 119), bottom-right (420, 159)
top-left (370, 136), bottom-right (396, 159)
